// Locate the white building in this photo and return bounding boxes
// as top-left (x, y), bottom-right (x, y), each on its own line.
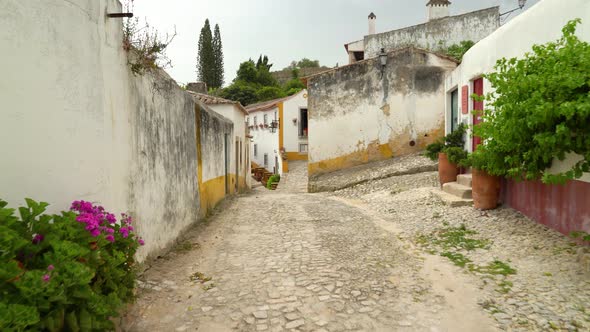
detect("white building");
top-left (188, 91), bottom-right (252, 192)
top-left (443, 0), bottom-right (590, 236)
top-left (246, 90), bottom-right (309, 175)
top-left (344, 1), bottom-right (499, 64)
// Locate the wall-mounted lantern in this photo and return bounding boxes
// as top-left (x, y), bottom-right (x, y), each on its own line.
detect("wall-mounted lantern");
top-left (379, 48), bottom-right (388, 77)
top-left (270, 119), bottom-right (279, 133)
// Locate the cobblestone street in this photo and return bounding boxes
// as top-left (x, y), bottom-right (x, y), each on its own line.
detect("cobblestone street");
top-left (125, 161), bottom-right (589, 332)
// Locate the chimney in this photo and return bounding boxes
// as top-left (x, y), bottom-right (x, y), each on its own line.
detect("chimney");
top-left (368, 12), bottom-right (376, 35)
top-left (426, 0), bottom-right (451, 21)
top-left (186, 82), bottom-right (208, 94)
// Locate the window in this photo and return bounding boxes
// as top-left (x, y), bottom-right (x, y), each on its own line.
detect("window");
top-left (263, 153), bottom-right (268, 167)
top-left (299, 143), bottom-right (308, 153)
top-left (246, 117), bottom-right (249, 126)
top-left (299, 108), bottom-right (308, 137)
top-left (263, 114), bottom-right (268, 125)
top-left (254, 144), bottom-right (258, 157)
top-left (254, 116), bottom-right (258, 126)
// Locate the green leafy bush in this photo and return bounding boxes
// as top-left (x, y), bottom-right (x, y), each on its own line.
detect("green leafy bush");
top-left (445, 147), bottom-right (469, 166)
top-left (473, 19), bottom-right (590, 183)
top-left (0, 199), bottom-right (143, 331)
top-left (424, 124), bottom-right (467, 162)
top-left (266, 174), bottom-right (281, 189)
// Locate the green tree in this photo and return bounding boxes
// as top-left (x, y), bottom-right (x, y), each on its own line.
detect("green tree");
top-left (256, 86), bottom-right (286, 102)
top-left (219, 81), bottom-right (258, 106)
top-left (212, 24), bottom-right (224, 88)
top-left (296, 58), bottom-right (320, 68)
top-left (197, 19), bottom-right (215, 88)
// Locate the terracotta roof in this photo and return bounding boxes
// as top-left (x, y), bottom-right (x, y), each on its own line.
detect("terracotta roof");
top-left (187, 91), bottom-right (248, 115)
top-left (426, 0), bottom-right (451, 6)
top-left (245, 90), bottom-right (306, 114)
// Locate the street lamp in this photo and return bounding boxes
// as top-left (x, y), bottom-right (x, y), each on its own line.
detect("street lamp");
top-left (270, 119), bottom-right (279, 133)
top-left (379, 48), bottom-right (387, 78)
top-left (500, 0), bottom-right (527, 21)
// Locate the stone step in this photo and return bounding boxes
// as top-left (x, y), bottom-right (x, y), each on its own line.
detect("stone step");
top-left (442, 182), bottom-right (472, 199)
top-left (457, 173), bottom-right (472, 187)
top-left (431, 189), bottom-right (473, 207)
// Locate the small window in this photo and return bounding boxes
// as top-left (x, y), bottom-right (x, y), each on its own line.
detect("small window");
top-left (299, 143), bottom-right (308, 153)
top-left (263, 114), bottom-right (268, 125)
top-left (263, 153), bottom-right (268, 167)
top-left (246, 117), bottom-right (249, 126)
top-left (254, 144), bottom-right (258, 157)
top-left (299, 108), bottom-right (308, 137)
top-left (254, 116), bottom-right (258, 126)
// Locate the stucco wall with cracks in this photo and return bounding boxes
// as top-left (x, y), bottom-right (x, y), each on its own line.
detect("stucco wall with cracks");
top-left (0, 0), bottom-right (233, 262)
top-left (364, 7), bottom-right (499, 59)
top-left (306, 48), bottom-right (457, 178)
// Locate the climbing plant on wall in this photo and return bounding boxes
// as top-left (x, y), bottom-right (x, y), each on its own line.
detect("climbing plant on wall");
top-left (473, 19), bottom-right (590, 184)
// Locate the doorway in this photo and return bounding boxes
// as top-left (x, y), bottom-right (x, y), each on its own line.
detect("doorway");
top-left (472, 78), bottom-right (484, 151)
top-left (450, 89), bottom-right (459, 132)
top-left (235, 138), bottom-right (239, 192)
top-left (224, 134), bottom-right (229, 194)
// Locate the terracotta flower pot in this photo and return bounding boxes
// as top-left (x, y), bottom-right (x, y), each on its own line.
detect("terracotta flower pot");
top-left (472, 169), bottom-right (501, 210)
top-left (438, 152), bottom-right (459, 186)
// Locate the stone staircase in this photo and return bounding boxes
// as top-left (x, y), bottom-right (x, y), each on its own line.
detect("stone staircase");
top-left (432, 173), bottom-right (474, 207)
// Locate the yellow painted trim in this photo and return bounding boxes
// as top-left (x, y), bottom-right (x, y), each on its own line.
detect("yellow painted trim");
top-left (308, 126), bottom-right (444, 176)
top-left (285, 152), bottom-right (308, 161)
top-left (278, 102), bottom-right (288, 173)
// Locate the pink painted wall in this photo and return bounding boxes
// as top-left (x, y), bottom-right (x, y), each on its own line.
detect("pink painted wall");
top-left (501, 179), bottom-right (590, 236)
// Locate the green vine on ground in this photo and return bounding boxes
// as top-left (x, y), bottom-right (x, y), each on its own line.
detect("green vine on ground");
top-left (473, 19), bottom-right (590, 184)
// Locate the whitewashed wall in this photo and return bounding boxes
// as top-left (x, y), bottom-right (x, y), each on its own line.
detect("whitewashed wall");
top-left (364, 7), bottom-right (499, 58)
top-left (250, 108), bottom-right (282, 174)
top-left (282, 90), bottom-right (309, 154)
top-left (444, 0), bottom-right (590, 182)
top-left (307, 49), bottom-right (457, 177)
top-left (0, 0), bottom-right (217, 262)
top-left (207, 104), bottom-right (251, 189)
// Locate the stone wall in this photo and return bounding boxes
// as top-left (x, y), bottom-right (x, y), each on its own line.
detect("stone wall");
top-left (306, 48), bottom-right (457, 178)
top-left (364, 7), bottom-right (499, 59)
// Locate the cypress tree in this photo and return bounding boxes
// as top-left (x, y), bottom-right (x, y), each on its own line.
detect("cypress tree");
top-left (197, 19), bottom-right (215, 89)
top-left (212, 24), bottom-right (225, 89)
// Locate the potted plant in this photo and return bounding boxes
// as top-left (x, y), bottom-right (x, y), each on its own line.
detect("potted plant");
top-left (461, 148), bottom-right (505, 210)
top-left (425, 124), bottom-right (467, 186)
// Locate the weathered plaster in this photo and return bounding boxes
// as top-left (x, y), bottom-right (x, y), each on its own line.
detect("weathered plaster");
top-left (0, 0), bottom-right (236, 263)
top-left (364, 7), bottom-right (499, 59)
top-left (307, 48), bottom-right (456, 177)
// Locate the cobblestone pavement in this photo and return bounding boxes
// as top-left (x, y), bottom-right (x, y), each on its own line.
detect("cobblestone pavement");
top-left (334, 171), bottom-right (590, 331)
top-left (124, 162), bottom-right (497, 332)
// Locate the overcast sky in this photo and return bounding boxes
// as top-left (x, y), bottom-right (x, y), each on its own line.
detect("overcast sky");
top-left (131, 0), bottom-right (540, 86)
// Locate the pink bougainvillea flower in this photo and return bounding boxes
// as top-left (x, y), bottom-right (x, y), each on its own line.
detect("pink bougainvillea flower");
top-left (119, 227), bottom-right (130, 238)
top-left (105, 235), bottom-right (115, 243)
top-left (42, 274), bottom-right (50, 282)
top-left (106, 213), bottom-right (116, 224)
top-left (138, 238), bottom-right (145, 246)
top-left (32, 234), bottom-right (44, 244)
top-left (47, 265), bottom-right (54, 271)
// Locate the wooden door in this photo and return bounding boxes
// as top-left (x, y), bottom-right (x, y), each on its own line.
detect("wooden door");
top-left (472, 78), bottom-right (484, 151)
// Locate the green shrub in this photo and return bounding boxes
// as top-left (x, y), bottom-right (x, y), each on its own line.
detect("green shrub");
top-left (266, 174), bottom-right (281, 189)
top-left (424, 124), bottom-right (467, 161)
top-left (0, 199), bottom-right (143, 331)
top-left (445, 147), bottom-right (469, 166)
top-left (473, 19), bottom-right (590, 183)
